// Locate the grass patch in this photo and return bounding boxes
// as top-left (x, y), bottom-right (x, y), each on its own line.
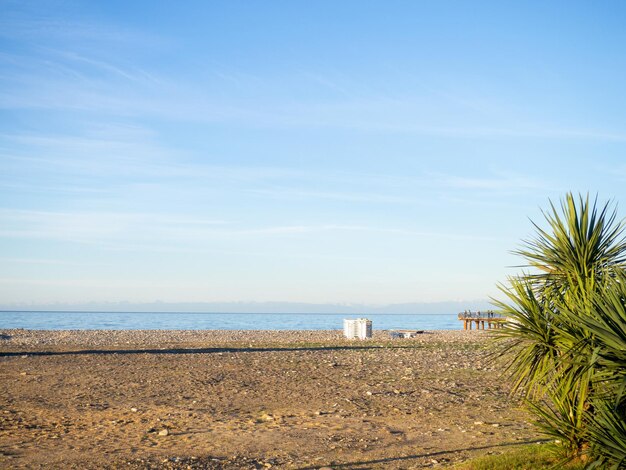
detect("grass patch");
top-left (453, 444), bottom-right (586, 470)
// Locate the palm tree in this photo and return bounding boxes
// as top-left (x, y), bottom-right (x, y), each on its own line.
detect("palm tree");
top-left (494, 193), bottom-right (626, 467)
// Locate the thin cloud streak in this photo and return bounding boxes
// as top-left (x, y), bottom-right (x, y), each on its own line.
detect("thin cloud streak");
top-left (2, 39), bottom-right (625, 143)
top-left (52, 50), bottom-right (149, 83)
top-left (0, 208), bottom-right (502, 249)
top-left (0, 257), bottom-right (106, 267)
top-left (248, 188), bottom-right (423, 205)
top-left (5, 77), bottom-right (626, 142)
top-left (435, 173), bottom-right (547, 191)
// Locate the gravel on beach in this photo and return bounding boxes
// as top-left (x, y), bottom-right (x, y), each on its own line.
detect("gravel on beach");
top-left (0, 328), bottom-right (536, 469)
top-left (0, 328), bottom-right (490, 350)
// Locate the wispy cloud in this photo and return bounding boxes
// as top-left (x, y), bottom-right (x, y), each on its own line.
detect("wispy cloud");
top-left (50, 50), bottom-right (156, 83)
top-left (248, 188), bottom-right (422, 205)
top-left (0, 257), bottom-right (103, 267)
top-left (0, 277), bottom-right (186, 289)
top-left (0, 4), bottom-right (164, 47)
top-left (0, 209), bottom-right (228, 245)
top-left (434, 172), bottom-right (546, 191)
top-left (244, 168), bottom-right (550, 206)
top-left (0, 208), bottom-right (501, 249)
top-left (2, 20), bottom-right (625, 144)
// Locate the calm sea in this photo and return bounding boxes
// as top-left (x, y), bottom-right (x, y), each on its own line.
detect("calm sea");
top-left (0, 311), bottom-right (460, 331)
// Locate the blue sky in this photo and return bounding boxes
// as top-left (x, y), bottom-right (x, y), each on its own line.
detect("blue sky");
top-left (1, 1), bottom-right (626, 309)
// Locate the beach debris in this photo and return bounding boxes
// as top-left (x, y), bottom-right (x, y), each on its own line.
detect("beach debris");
top-left (158, 429), bottom-right (169, 436)
top-left (130, 407), bottom-right (138, 412)
top-left (389, 330), bottom-right (424, 338)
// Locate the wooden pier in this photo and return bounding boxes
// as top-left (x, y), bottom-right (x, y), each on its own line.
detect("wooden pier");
top-left (458, 311), bottom-right (507, 330)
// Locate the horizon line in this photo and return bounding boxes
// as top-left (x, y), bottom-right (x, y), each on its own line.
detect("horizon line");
top-left (0, 310), bottom-right (473, 315)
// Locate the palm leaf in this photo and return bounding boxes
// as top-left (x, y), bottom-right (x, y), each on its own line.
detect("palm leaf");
top-left (493, 193), bottom-right (626, 465)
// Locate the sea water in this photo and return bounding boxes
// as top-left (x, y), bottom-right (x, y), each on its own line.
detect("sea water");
top-left (0, 311), bottom-right (460, 331)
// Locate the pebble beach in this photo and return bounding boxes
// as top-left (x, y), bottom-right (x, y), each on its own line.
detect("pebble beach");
top-left (1, 328), bottom-right (485, 349)
top-left (0, 329), bottom-right (540, 469)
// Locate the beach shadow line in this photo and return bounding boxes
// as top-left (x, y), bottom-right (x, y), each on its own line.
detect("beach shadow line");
top-left (0, 345), bottom-right (422, 357)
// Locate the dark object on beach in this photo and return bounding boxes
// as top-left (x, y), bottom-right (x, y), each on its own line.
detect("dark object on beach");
top-left (389, 330), bottom-right (424, 339)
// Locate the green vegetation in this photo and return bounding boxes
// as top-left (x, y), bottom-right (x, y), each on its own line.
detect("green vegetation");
top-left (493, 194), bottom-right (626, 469)
top-left (454, 444), bottom-right (586, 470)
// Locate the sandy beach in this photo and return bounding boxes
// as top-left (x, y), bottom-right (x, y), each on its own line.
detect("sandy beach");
top-left (0, 329), bottom-right (540, 469)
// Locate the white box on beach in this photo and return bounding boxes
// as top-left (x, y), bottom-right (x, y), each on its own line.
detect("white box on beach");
top-left (343, 318), bottom-right (372, 339)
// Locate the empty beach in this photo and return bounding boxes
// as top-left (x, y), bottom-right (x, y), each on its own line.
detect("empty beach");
top-left (0, 329), bottom-right (540, 469)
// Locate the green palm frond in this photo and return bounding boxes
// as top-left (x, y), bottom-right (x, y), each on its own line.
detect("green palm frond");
top-left (525, 367), bottom-right (595, 462)
top-left (514, 193), bottom-right (626, 292)
top-left (585, 401), bottom-right (626, 470)
top-left (493, 193), bottom-right (626, 466)
top-left (491, 277), bottom-right (559, 396)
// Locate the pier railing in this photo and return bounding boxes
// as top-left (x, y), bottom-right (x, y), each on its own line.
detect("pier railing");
top-left (458, 311), bottom-right (507, 330)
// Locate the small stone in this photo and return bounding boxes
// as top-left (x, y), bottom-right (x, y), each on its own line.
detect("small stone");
top-left (158, 429), bottom-right (169, 436)
top-left (365, 391), bottom-right (373, 396)
top-left (131, 408), bottom-right (138, 412)
top-left (491, 423), bottom-right (500, 427)
top-left (474, 421), bottom-right (484, 425)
